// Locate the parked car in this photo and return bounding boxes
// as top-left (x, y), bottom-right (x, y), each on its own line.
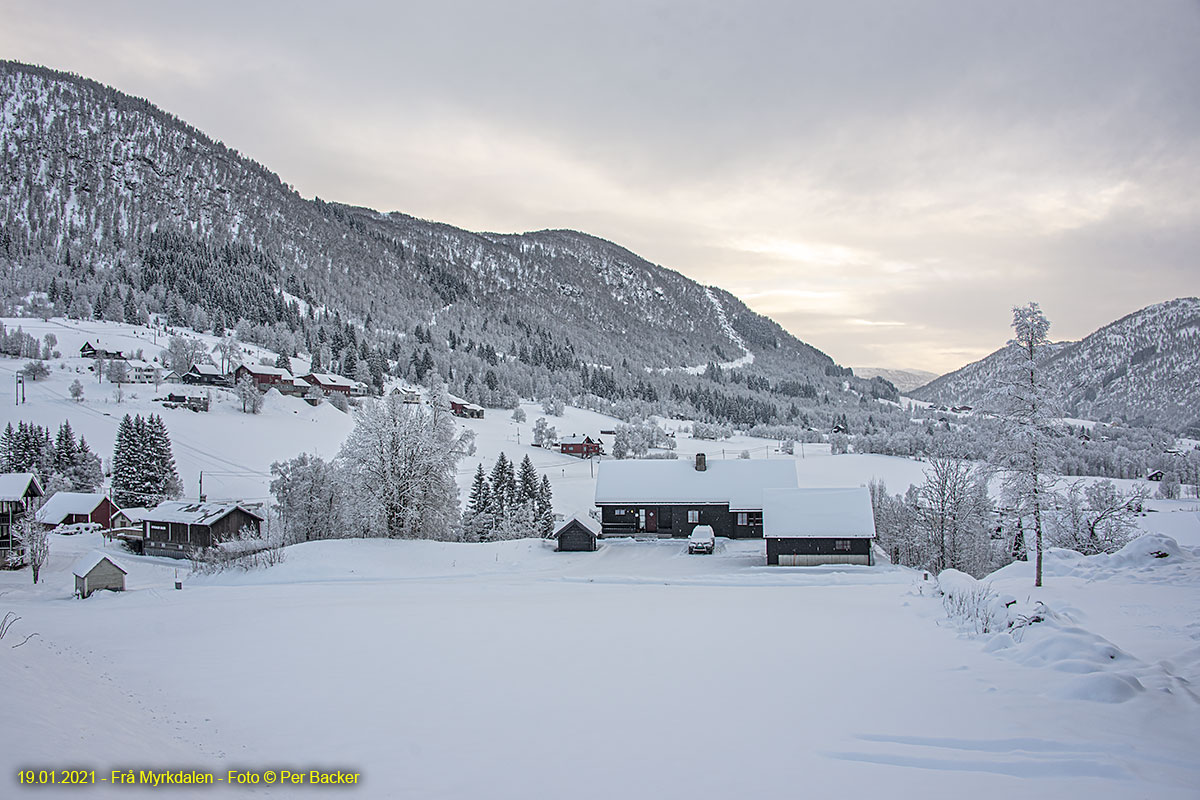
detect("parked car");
top-left (687, 525), bottom-right (715, 554)
top-left (54, 522), bottom-right (103, 536)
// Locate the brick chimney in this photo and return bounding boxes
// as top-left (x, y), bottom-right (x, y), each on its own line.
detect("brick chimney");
top-left (695, 453), bottom-right (707, 471)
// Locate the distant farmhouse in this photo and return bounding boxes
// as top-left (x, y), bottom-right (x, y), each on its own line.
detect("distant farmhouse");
top-left (559, 434), bottom-right (603, 459)
top-left (141, 501), bottom-right (264, 559)
top-left (182, 363), bottom-right (230, 387)
top-left (234, 364), bottom-right (309, 396)
top-left (79, 341), bottom-right (125, 360)
top-left (301, 372), bottom-right (369, 397)
top-left (0, 472), bottom-right (44, 562)
top-left (35, 491), bottom-right (119, 530)
top-left (594, 454), bottom-right (797, 539)
top-left (763, 488), bottom-right (876, 566)
top-left (446, 394), bottom-right (484, 418)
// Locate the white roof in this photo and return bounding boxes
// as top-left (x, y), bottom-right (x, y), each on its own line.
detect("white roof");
top-left (595, 458), bottom-right (797, 511)
top-left (555, 513), bottom-right (601, 537)
top-left (240, 364), bottom-right (294, 379)
top-left (762, 488), bottom-right (876, 539)
top-left (35, 492), bottom-right (111, 524)
top-left (0, 472), bottom-right (41, 502)
top-left (560, 434), bottom-right (597, 445)
top-left (72, 551), bottom-right (127, 578)
top-left (115, 506), bottom-right (151, 523)
top-left (189, 364), bottom-right (222, 376)
top-left (292, 377), bottom-right (310, 388)
top-left (143, 500), bottom-right (264, 525)
top-left (307, 372), bottom-right (362, 388)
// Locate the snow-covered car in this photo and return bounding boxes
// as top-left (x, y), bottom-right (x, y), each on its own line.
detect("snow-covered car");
top-left (53, 522), bottom-right (103, 536)
top-left (687, 525), bottom-right (715, 554)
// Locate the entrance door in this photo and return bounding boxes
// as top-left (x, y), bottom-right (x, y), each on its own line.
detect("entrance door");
top-left (645, 508), bottom-right (658, 533)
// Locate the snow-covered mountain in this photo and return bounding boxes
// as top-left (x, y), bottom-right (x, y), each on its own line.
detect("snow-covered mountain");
top-left (912, 298), bottom-right (1200, 432)
top-left (0, 60), bottom-right (832, 378)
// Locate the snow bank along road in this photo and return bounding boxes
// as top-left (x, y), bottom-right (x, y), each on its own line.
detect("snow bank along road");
top-left (3, 533), bottom-right (1198, 799)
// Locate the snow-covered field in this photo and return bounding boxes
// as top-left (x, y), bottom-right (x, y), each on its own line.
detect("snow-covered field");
top-left (2, 522), bottom-right (1198, 799)
top-left (3, 316), bottom-right (1199, 797)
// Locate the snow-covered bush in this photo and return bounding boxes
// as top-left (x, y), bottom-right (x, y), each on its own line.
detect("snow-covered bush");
top-left (937, 570), bottom-right (1010, 635)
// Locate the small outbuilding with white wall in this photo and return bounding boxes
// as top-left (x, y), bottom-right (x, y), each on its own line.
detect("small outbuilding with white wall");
top-left (73, 552), bottom-right (128, 598)
top-left (763, 487), bottom-right (876, 566)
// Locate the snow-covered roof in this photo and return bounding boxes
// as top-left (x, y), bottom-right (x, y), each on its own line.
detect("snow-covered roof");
top-left (0, 472), bottom-right (42, 502)
top-left (34, 492), bottom-right (110, 524)
top-left (560, 434), bottom-right (597, 445)
top-left (595, 458), bottom-right (797, 511)
top-left (72, 551), bottom-right (127, 578)
top-left (555, 513), bottom-right (601, 537)
top-left (125, 359), bottom-right (156, 370)
top-left (188, 364), bottom-right (222, 376)
top-left (239, 364), bottom-right (294, 379)
top-left (292, 377), bottom-right (310, 388)
top-left (143, 500), bottom-right (264, 526)
top-left (762, 488), bottom-right (876, 539)
top-left (114, 506), bottom-right (151, 523)
top-left (306, 372), bottom-right (363, 388)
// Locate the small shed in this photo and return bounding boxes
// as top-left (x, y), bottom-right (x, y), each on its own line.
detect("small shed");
top-left (73, 552), bottom-right (127, 598)
top-left (554, 514), bottom-right (600, 552)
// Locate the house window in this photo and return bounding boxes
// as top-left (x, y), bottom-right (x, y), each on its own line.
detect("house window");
top-left (614, 509), bottom-right (626, 516)
top-left (834, 539), bottom-right (852, 551)
top-left (687, 510), bottom-right (699, 524)
top-left (737, 513), bottom-right (748, 526)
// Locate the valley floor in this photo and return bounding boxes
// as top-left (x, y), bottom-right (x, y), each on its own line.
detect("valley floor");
top-left (3, 529), bottom-right (1198, 799)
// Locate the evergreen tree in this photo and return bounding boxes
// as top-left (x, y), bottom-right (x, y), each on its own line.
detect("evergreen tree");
top-left (111, 414), bottom-right (141, 507)
top-left (518, 455), bottom-right (539, 504)
top-left (70, 437), bottom-right (103, 492)
top-left (145, 414), bottom-right (182, 504)
top-left (467, 464), bottom-right (491, 517)
top-left (537, 474), bottom-right (554, 537)
top-left (274, 351), bottom-right (291, 371)
top-left (0, 422), bottom-right (14, 471)
top-left (54, 421), bottom-right (79, 475)
top-left (489, 452), bottom-right (514, 518)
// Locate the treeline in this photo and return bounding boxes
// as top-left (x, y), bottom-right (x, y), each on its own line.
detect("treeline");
top-left (0, 420), bottom-right (103, 493)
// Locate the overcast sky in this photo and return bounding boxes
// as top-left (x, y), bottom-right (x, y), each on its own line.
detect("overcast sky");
top-left (3, 1), bottom-right (1197, 373)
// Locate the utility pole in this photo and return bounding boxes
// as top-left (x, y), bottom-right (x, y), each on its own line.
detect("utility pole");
top-left (198, 471), bottom-right (204, 501)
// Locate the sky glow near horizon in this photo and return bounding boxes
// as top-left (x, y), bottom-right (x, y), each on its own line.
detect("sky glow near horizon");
top-left (2, 0), bottom-right (1197, 373)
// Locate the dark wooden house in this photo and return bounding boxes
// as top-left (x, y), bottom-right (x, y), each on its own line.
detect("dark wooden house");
top-left (301, 372), bottom-right (369, 397)
top-left (553, 515), bottom-right (600, 551)
top-left (763, 487), bottom-right (876, 566)
top-left (0, 473), bottom-right (44, 562)
top-left (594, 453), bottom-right (797, 539)
top-left (35, 491), bottom-right (119, 530)
top-left (79, 341), bottom-right (125, 360)
top-left (142, 501), bottom-right (264, 559)
top-left (234, 363), bottom-right (295, 392)
top-left (559, 435), bottom-right (603, 458)
top-left (182, 363), bottom-right (230, 387)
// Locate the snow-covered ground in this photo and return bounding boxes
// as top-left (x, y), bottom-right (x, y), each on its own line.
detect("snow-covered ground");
top-left (2, 519), bottom-right (1198, 799)
top-left (4, 316), bottom-right (1199, 798)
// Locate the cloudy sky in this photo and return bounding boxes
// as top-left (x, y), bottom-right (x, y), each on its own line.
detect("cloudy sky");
top-left (3, 1), bottom-right (1197, 373)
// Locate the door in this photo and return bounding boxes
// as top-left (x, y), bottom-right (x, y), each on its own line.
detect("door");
top-left (645, 508), bottom-right (658, 533)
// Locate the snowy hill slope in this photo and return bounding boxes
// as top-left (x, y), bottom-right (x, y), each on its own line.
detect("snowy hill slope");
top-left (912, 297), bottom-right (1200, 432)
top-left (0, 60), bottom-right (832, 378)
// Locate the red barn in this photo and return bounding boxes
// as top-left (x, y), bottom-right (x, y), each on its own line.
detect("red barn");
top-left (35, 492), bottom-right (119, 530)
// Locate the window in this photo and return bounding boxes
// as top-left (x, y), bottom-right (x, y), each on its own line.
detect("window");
top-left (834, 539), bottom-right (852, 551)
top-left (737, 513), bottom-right (748, 526)
top-left (614, 509), bottom-right (626, 516)
top-left (688, 510), bottom-right (699, 524)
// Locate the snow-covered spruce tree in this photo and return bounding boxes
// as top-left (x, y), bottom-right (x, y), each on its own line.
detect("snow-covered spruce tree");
top-left (992, 302), bottom-right (1056, 587)
top-left (462, 463), bottom-right (494, 541)
top-left (489, 452), bottom-right (515, 520)
top-left (69, 437), bottom-right (103, 492)
top-left (517, 455), bottom-right (539, 504)
top-left (537, 474), bottom-right (554, 537)
top-left (110, 414), bottom-right (142, 508)
top-left (269, 453), bottom-right (344, 542)
top-left (338, 392), bottom-right (474, 540)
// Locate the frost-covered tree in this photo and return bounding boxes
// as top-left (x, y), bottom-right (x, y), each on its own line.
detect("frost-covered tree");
top-left (517, 455), bottom-right (540, 504)
top-left (462, 463), bottom-right (494, 541)
top-left (69, 379), bottom-right (84, 402)
top-left (1049, 480), bottom-right (1146, 555)
top-left (489, 452), bottom-right (516, 519)
top-left (11, 513), bottom-right (48, 583)
top-left (912, 456), bottom-right (994, 575)
top-left (164, 335), bottom-right (210, 374)
top-left (541, 396), bottom-right (564, 416)
top-left (532, 417), bottom-right (557, 448)
top-left (993, 302), bottom-right (1055, 587)
top-left (269, 454), bottom-right (343, 542)
top-left (105, 359), bottom-right (129, 385)
top-left (511, 407), bottom-right (526, 423)
top-left (537, 474), bottom-right (554, 537)
top-left (21, 360), bottom-right (49, 381)
top-left (236, 375), bottom-right (264, 414)
top-left (1157, 471), bottom-right (1181, 500)
top-left (112, 414), bottom-right (180, 508)
top-left (338, 392), bottom-right (474, 539)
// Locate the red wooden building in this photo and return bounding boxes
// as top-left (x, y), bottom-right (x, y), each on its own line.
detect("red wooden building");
top-left (559, 434), bottom-right (603, 458)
